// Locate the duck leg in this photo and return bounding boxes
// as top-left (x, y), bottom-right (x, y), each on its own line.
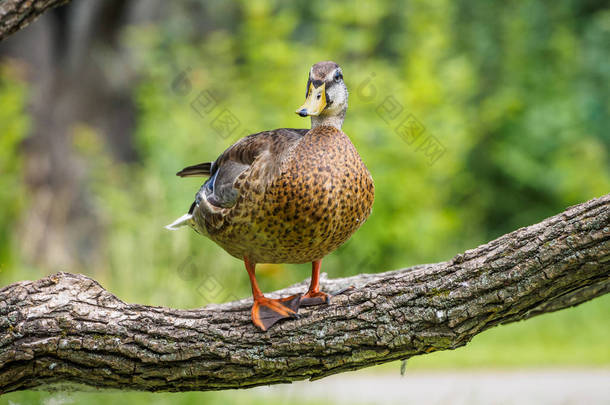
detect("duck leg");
top-left (299, 260), bottom-right (332, 306)
top-left (245, 257), bottom-right (301, 331)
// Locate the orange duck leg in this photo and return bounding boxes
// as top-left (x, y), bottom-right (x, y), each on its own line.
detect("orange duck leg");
top-left (245, 257), bottom-right (301, 331)
top-left (300, 260), bottom-right (331, 306)
top-left (300, 260), bottom-right (355, 307)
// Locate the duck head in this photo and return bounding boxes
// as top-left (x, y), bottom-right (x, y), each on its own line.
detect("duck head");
top-left (296, 61), bottom-right (348, 130)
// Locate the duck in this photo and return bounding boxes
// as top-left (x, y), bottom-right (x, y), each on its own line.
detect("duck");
top-left (167, 61), bottom-right (374, 331)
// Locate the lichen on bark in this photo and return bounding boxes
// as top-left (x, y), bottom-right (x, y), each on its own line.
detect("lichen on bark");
top-left (0, 194), bottom-right (608, 393)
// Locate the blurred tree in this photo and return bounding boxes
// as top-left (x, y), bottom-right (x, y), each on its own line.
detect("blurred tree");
top-left (0, 0), bottom-right (164, 270)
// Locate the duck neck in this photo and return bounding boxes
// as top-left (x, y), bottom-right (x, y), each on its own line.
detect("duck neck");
top-left (311, 111), bottom-right (345, 130)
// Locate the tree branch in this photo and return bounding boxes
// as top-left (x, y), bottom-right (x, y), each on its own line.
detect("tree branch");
top-left (0, 0), bottom-right (71, 42)
top-left (1, 194), bottom-right (608, 393)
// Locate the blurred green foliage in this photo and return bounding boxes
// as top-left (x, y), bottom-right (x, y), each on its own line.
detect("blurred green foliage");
top-left (0, 63), bottom-right (28, 275)
top-left (0, 0), bottom-right (609, 403)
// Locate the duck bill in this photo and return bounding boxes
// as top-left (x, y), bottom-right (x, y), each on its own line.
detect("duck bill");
top-left (296, 82), bottom-right (326, 117)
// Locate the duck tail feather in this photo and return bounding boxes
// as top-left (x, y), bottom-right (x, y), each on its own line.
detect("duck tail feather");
top-left (165, 213), bottom-right (193, 230)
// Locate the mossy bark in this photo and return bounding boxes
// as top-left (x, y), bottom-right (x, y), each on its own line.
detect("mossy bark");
top-left (1, 194), bottom-right (608, 393)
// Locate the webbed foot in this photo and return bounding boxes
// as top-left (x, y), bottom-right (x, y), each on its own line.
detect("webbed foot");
top-left (251, 294), bottom-right (301, 331)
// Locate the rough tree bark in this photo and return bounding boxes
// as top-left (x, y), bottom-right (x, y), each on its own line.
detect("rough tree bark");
top-left (1, 194), bottom-right (609, 393)
top-left (0, 0), bottom-right (71, 41)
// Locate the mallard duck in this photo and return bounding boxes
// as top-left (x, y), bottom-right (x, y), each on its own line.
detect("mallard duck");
top-left (167, 61), bottom-right (374, 331)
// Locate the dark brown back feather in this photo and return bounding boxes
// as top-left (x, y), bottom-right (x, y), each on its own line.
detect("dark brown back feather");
top-left (176, 162), bottom-right (212, 177)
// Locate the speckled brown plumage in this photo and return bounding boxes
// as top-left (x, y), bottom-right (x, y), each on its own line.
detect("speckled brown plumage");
top-left (169, 61), bottom-right (374, 330)
top-left (191, 126), bottom-right (374, 263)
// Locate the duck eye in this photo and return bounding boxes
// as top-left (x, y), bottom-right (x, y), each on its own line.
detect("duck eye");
top-left (334, 71), bottom-right (343, 82)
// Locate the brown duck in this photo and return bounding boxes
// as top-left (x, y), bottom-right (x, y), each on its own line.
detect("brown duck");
top-left (167, 61), bottom-right (374, 331)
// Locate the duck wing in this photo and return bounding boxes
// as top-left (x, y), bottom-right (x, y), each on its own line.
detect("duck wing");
top-left (179, 128), bottom-right (308, 209)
